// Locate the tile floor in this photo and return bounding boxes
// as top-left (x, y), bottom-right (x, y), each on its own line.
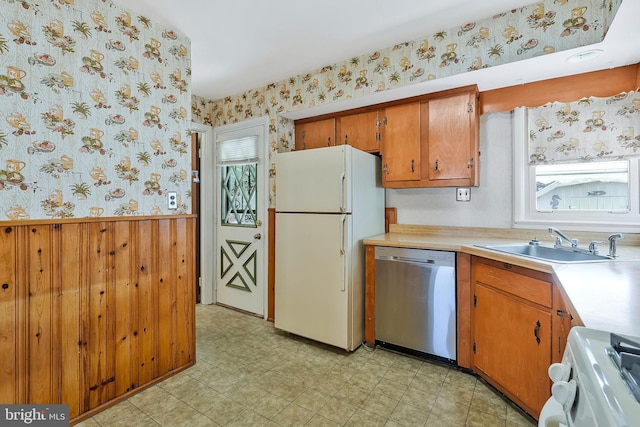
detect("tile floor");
top-left (77, 304), bottom-right (537, 426)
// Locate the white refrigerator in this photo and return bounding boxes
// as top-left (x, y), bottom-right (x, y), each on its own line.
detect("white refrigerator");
top-left (275, 145), bottom-right (385, 351)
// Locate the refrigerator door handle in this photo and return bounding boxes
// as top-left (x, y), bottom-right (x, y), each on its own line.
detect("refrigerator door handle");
top-left (340, 214), bottom-right (346, 291)
top-left (339, 172), bottom-right (346, 213)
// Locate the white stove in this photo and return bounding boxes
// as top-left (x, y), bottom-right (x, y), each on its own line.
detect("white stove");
top-left (539, 327), bottom-right (640, 427)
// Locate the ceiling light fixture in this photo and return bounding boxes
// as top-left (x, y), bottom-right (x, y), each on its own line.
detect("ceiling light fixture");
top-left (566, 49), bottom-right (604, 63)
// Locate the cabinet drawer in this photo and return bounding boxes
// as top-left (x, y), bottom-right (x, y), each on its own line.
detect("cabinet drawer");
top-left (473, 258), bottom-right (552, 308)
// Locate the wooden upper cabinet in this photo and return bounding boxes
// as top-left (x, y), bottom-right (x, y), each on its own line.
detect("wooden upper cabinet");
top-left (425, 90), bottom-right (479, 186)
top-left (294, 118), bottom-right (335, 150)
top-left (337, 110), bottom-right (380, 153)
top-left (292, 84), bottom-right (479, 188)
top-left (381, 85), bottom-right (479, 188)
top-left (381, 102), bottom-right (421, 184)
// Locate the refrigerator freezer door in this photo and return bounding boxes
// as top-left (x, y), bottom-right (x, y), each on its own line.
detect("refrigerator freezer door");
top-left (276, 145), bottom-right (351, 214)
top-left (275, 212), bottom-right (357, 350)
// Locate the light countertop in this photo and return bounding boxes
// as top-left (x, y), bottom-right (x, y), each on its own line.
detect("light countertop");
top-left (363, 225), bottom-right (640, 337)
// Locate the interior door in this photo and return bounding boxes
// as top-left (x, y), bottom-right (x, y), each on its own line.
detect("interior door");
top-left (214, 123), bottom-right (267, 316)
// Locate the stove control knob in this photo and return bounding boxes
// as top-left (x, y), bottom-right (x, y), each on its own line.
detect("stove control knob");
top-left (549, 362), bottom-right (571, 382)
top-left (552, 379), bottom-right (577, 410)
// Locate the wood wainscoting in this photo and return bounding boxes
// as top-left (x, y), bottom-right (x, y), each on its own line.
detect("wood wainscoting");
top-left (0, 216), bottom-right (196, 424)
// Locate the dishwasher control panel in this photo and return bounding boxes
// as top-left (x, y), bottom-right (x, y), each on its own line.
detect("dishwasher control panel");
top-left (374, 246), bottom-right (455, 267)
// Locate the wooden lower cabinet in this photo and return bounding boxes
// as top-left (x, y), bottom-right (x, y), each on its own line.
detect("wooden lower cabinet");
top-left (0, 217), bottom-right (196, 423)
top-left (471, 256), bottom-right (553, 419)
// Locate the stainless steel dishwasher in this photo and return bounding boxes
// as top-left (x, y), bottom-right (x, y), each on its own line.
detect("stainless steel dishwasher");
top-left (374, 246), bottom-right (456, 363)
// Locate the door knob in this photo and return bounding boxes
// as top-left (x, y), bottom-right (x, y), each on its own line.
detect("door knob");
top-left (254, 233), bottom-right (261, 240)
top-left (255, 219), bottom-right (262, 226)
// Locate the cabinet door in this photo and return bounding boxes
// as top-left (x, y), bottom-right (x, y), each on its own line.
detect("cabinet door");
top-left (473, 283), bottom-right (551, 417)
top-left (427, 92), bottom-right (478, 184)
top-left (294, 118), bottom-right (335, 150)
top-left (382, 103), bottom-right (420, 184)
top-left (339, 111), bottom-right (380, 153)
top-left (552, 286), bottom-right (579, 364)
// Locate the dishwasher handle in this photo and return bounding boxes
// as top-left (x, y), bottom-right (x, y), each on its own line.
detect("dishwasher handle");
top-left (375, 255), bottom-right (436, 265)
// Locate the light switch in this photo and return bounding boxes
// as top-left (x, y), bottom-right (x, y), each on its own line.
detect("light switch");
top-left (167, 191), bottom-right (178, 209)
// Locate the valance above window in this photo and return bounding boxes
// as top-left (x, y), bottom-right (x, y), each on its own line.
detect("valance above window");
top-left (527, 91), bottom-right (640, 165)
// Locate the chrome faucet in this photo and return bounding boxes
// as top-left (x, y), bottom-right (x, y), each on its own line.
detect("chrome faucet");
top-left (608, 233), bottom-right (623, 258)
top-left (548, 227), bottom-right (578, 248)
top-left (588, 240), bottom-right (603, 255)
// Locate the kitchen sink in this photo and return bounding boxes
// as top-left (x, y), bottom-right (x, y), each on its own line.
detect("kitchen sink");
top-left (477, 244), bottom-right (613, 263)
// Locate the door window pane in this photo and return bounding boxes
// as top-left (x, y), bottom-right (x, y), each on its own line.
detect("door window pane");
top-left (221, 164), bottom-right (257, 226)
top-left (535, 161), bottom-right (629, 211)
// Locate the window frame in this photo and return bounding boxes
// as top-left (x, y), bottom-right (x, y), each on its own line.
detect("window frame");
top-left (512, 107), bottom-right (640, 233)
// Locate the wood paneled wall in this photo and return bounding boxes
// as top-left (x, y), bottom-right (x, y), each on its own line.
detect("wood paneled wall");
top-left (0, 216), bottom-right (196, 424)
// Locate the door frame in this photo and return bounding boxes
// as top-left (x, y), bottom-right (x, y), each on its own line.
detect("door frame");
top-left (191, 121), bottom-right (214, 305)
top-left (201, 117), bottom-right (270, 318)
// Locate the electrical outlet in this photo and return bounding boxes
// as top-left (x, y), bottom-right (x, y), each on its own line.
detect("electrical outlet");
top-left (456, 187), bottom-right (471, 202)
top-left (167, 191), bottom-right (178, 209)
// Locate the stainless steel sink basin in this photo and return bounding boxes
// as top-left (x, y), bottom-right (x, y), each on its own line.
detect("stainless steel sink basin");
top-left (477, 244), bottom-right (613, 263)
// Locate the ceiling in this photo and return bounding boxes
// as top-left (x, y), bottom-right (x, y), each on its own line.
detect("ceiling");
top-left (114, 0), bottom-right (640, 104)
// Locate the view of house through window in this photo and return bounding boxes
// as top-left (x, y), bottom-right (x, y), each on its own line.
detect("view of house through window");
top-left (535, 161), bottom-right (629, 212)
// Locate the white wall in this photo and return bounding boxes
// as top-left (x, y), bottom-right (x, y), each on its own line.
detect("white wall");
top-left (386, 112), bottom-right (514, 228)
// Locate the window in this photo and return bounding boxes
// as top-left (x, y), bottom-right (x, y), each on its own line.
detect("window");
top-left (535, 161), bottom-right (629, 212)
top-left (513, 107), bottom-right (640, 232)
top-left (217, 135), bottom-right (259, 227)
top-left (220, 164), bottom-right (257, 226)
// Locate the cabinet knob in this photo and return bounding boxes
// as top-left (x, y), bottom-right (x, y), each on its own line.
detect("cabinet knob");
top-left (468, 158), bottom-right (474, 168)
top-left (411, 159), bottom-right (415, 173)
top-left (344, 134), bottom-right (348, 145)
top-left (327, 137), bottom-right (331, 146)
top-left (434, 159), bottom-right (439, 172)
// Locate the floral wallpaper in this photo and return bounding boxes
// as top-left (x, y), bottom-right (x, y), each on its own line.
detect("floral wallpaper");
top-left (191, 0), bottom-right (621, 207)
top-left (0, 0), bottom-right (191, 221)
top-left (528, 91), bottom-right (640, 164)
